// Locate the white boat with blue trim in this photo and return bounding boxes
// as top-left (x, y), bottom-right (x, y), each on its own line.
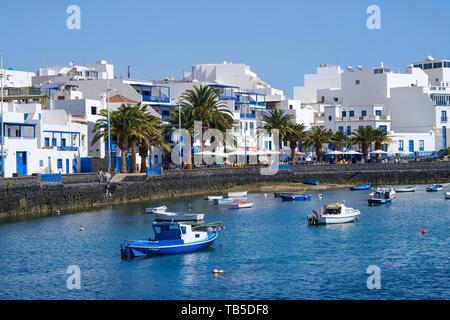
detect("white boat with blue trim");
top-left (145, 206), bottom-right (167, 214)
top-left (121, 222), bottom-right (224, 258)
top-left (154, 211), bottom-right (204, 222)
top-left (308, 203), bottom-right (361, 225)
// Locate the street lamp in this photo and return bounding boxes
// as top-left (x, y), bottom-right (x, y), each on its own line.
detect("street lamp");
top-left (0, 54), bottom-right (5, 177)
top-left (178, 97), bottom-right (183, 169)
top-left (105, 76), bottom-right (117, 173)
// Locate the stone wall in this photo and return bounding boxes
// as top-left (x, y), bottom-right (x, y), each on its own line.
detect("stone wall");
top-left (1, 162), bottom-right (450, 217)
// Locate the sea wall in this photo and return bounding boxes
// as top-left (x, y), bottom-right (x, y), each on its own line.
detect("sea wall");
top-left (1, 162), bottom-right (450, 217)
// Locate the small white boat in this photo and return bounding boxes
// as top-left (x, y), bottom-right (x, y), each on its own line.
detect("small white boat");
top-left (229, 201), bottom-right (254, 209)
top-left (227, 191), bottom-right (248, 198)
top-left (154, 211), bottom-right (205, 222)
top-left (214, 198), bottom-right (234, 205)
top-left (207, 196), bottom-right (223, 201)
top-left (145, 206), bottom-right (167, 214)
top-left (426, 184), bottom-right (444, 192)
top-left (308, 203), bottom-right (360, 225)
top-left (395, 186), bottom-right (417, 193)
top-left (445, 192), bottom-right (450, 200)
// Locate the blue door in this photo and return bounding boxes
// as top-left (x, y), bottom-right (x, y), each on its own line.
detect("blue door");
top-left (72, 159), bottom-right (77, 173)
top-left (443, 126), bottom-right (447, 149)
top-left (409, 140), bottom-right (415, 152)
top-left (16, 152), bottom-right (27, 176)
top-left (66, 159), bottom-right (70, 174)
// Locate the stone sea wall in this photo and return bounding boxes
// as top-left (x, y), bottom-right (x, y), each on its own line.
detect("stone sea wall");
top-left (1, 162), bottom-right (450, 217)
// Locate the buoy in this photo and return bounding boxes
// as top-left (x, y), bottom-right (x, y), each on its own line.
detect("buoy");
top-left (80, 227), bottom-right (84, 232)
top-left (212, 269), bottom-right (224, 275)
top-left (422, 229), bottom-right (427, 235)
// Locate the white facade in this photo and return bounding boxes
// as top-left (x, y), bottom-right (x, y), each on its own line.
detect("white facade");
top-left (0, 69), bottom-right (35, 88)
top-left (294, 64), bottom-right (343, 103)
top-left (0, 103), bottom-right (88, 177)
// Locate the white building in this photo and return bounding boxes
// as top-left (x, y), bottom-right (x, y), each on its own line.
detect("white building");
top-left (0, 103), bottom-right (88, 177)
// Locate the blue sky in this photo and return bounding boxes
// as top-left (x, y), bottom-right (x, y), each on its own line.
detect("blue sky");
top-left (1, 0), bottom-right (449, 97)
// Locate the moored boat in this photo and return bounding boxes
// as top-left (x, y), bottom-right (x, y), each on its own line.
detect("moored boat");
top-left (120, 222), bottom-right (224, 258)
top-left (445, 192), bottom-right (450, 200)
top-left (207, 196), bottom-right (223, 201)
top-left (350, 184), bottom-right (371, 191)
top-left (228, 201), bottom-right (254, 209)
top-left (145, 206), bottom-right (167, 214)
top-left (227, 191), bottom-right (248, 198)
top-left (368, 190), bottom-right (393, 205)
top-left (214, 198), bottom-right (234, 205)
top-left (303, 179), bottom-right (320, 185)
top-left (154, 211), bottom-right (204, 222)
top-left (426, 184), bottom-right (443, 192)
top-left (280, 193), bottom-right (312, 201)
top-left (395, 186), bottom-right (417, 193)
top-left (307, 203), bottom-right (361, 225)
top-left (369, 186), bottom-right (396, 199)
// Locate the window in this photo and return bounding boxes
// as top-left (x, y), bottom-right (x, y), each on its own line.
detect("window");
top-left (349, 110), bottom-right (354, 117)
top-left (338, 126), bottom-right (344, 132)
top-left (342, 111), bottom-right (347, 118)
top-left (44, 138), bottom-right (50, 147)
top-left (409, 140), bottom-right (415, 152)
top-left (346, 126), bottom-right (351, 136)
top-left (378, 125), bottom-right (387, 133)
top-left (58, 96), bottom-right (65, 100)
top-left (419, 140), bottom-right (425, 152)
top-left (361, 110), bottom-right (367, 117)
top-left (334, 97), bottom-right (338, 102)
top-left (375, 110), bottom-right (382, 117)
top-left (441, 110), bottom-right (447, 122)
top-left (154, 155), bottom-right (159, 164)
top-left (399, 140), bottom-right (404, 151)
top-left (359, 126), bottom-right (364, 130)
top-left (328, 115), bottom-right (332, 121)
top-left (355, 80), bottom-right (360, 85)
top-left (57, 159), bottom-right (63, 169)
top-left (52, 138), bottom-right (57, 146)
top-left (268, 141), bottom-right (272, 151)
top-left (91, 106), bottom-right (97, 115)
top-left (61, 138), bottom-right (66, 147)
top-left (39, 160), bottom-right (44, 167)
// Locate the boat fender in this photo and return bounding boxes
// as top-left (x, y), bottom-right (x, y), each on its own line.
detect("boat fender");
top-left (422, 229), bottom-right (427, 235)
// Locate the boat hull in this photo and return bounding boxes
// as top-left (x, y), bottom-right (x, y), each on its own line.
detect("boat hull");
top-left (121, 233), bottom-right (218, 258)
top-left (318, 215), bottom-right (359, 224)
top-left (214, 198), bottom-right (234, 205)
top-left (227, 191), bottom-right (248, 198)
top-left (303, 179), bottom-right (320, 185)
top-left (350, 184), bottom-right (371, 191)
top-left (395, 186), bottom-right (416, 193)
top-left (368, 198), bottom-right (392, 205)
top-left (280, 194), bottom-right (312, 201)
top-left (229, 202), bottom-right (254, 209)
top-left (154, 212), bottom-right (204, 222)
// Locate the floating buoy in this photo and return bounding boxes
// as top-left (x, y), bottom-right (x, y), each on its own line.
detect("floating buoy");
top-left (212, 269), bottom-right (224, 275)
top-left (80, 227), bottom-right (84, 232)
top-left (422, 229), bottom-right (427, 235)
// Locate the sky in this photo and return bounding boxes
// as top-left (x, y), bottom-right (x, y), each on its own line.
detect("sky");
top-left (1, 0), bottom-right (450, 97)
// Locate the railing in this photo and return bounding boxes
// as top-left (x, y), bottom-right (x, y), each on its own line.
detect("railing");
top-left (40, 173), bottom-right (62, 184)
top-left (240, 113), bottom-right (256, 119)
top-left (219, 95), bottom-right (237, 101)
top-left (142, 95), bottom-right (170, 103)
top-left (58, 146), bottom-right (79, 152)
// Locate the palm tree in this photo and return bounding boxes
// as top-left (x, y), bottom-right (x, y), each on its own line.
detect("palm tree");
top-left (329, 130), bottom-right (348, 163)
top-left (305, 126), bottom-right (331, 163)
top-left (284, 123), bottom-right (307, 164)
top-left (180, 85), bottom-right (235, 153)
top-left (127, 104), bottom-right (153, 173)
top-left (372, 129), bottom-right (392, 162)
top-left (258, 109), bottom-right (295, 147)
top-left (92, 104), bottom-right (134, 173)
top-left (350, 127), bottom-right (375, 161)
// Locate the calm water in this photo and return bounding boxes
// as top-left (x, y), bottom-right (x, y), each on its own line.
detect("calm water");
top-left (1, 186), bottom-right (450, 300)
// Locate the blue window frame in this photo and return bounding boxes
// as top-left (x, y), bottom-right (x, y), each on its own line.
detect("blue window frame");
top-left (419, 140), bottom-right (425, 152)
top-left (61, 138), bottom-right (66, 147)
top-left (361, 110), bottom-right (367, 117)
top-left (399, 140), bottom-right (404, 151)
top-left (39, 160), bottom-right (44, 167)
top-left (378, 125), bottom-right (388, 133)
top-left (408, 140), bottom-right (415, 152)
top-left (349, 111), bottom-right (355, 117)
top-left (52, 138), bottom-right (57, 146)
top-left (342, 111), bottom-right (347, 118)
top-left (441, 110), bottom-right (447, 122)
top-left (44, 138), bottom-right (50, 147)
top-left (443, 126), bottom-right (447, 149)
top-left (57, 159), bottom-right (63, 169)
top-left (375, 110), bottom-right (382, 117)
top-left (346, 126), bottom-right (351, 136)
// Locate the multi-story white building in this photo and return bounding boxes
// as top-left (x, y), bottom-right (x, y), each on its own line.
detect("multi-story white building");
top-left (0, 103), bottom-right (88, 177)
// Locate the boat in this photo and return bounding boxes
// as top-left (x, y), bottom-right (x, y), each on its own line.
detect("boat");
top-left (207, 196), bottom-right (223, 201)
top-left (274, 192), bottom-right (284, 198)
top-left (369, 186), bottom-right (396, 199)
top-left (445, 192), bottom-right (450, 200)
top-left (368, 190), bottom-right (394, 205)
top-left (395, 186), bottom-right (417, 193)
top-left (426, 184), bottom-right (444, 192)
top-left (145, 206), bottom-right (167, 214)
top-left (154, 211), bottom-right (205, 222)
top-left (214, 198), bottom-right (234, 205)
top-left (350, 184), bottom-right (371, 191)
top-left (280, 193), bottom-right (312, 201)
top-left (228, 201), bottom-right (254, 209)
top-left (227, 191), bottom-right (248, 198)
top-left (303, 179), bottom-right (320, 185)
top-left (307, 203), bottom-right (361, 225)
top-left (120, 222), bottom-right (224, 258)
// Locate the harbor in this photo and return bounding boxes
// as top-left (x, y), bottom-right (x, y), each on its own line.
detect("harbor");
top-left (1, 185), bottom-right (450, 299)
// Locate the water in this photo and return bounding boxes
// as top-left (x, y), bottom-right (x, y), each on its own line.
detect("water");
top-left (1, 186), bottom-right (450, 300)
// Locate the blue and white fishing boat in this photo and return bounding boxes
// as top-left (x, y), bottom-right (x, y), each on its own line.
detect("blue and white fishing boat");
top-left (214, 198), bottom-right (234, 205)
top-left (303, 179), bottom-right (320, 185)
top-left (350, 184), bottom-right (371, 191)
top-left (280, 193), bottom-right (312, 201)
top-left (368, 190), bottom-right (393, 205)
top-left (120, 222), bottom-right (224, 259)
top-left (426, 184), bottom-right (444, 192)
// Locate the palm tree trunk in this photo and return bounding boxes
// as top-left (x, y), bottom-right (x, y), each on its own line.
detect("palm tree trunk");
top-left (120, 147), bottom-right (127, 173)
top-left (290, 146), bottom-right (296, 165)
top-left (316, 145), bottom-right (321, 163)
top-left (334, 145), bottom-right (339, 163)
top-left (140, 144), bottom-right (149, 173)
top-left (131, 140), bottom-right (137, 173)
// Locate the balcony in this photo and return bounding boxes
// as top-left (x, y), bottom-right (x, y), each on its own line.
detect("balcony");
top-left (142, 95), bottom-right (170, 104)
top-left (58, 146), bottom-right (79, 152)
top-left (240, 112), bottom-right (256, 119)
